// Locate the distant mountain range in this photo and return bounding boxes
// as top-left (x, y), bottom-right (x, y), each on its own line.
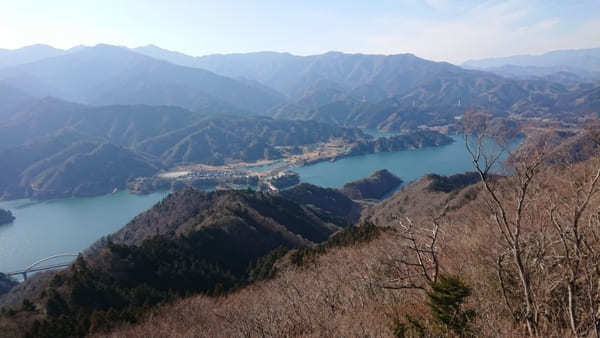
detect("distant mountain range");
top-left (134, 45), bottom-right (600, 130)
top-left (463, 47), bottom-right (600, 71)
top-left (462, 47), bottom-right (600, 82)
top-left (1, 44), bottom-right (598, 132)
top-left (0, 43), bottom-right (599, 199)
top-left (0, 44), bottom-right (66, 69)
top-left (2, 43), bottom-right (600, 337)
top-left (0, 45), bottom-right (284, 115)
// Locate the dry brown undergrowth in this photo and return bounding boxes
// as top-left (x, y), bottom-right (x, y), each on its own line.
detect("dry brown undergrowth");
top-left (104, 124), bottom-right (600, 337)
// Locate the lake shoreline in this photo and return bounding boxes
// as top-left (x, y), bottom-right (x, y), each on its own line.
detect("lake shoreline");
top-left (126, 130), bottom-right (454, 196)
top-left (0, 134), bottom-right (515, 274)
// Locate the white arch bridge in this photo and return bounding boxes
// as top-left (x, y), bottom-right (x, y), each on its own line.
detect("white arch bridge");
top-left (6, 253), bottom-right (79, 280)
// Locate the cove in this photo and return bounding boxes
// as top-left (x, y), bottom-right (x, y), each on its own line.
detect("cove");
top-left (0, 191), bottom-right (168, 274)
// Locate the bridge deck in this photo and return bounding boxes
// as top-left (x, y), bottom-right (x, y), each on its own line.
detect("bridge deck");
top-left (7, 263), bottom-right (72, 277)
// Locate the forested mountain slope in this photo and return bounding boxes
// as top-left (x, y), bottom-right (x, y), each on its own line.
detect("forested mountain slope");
top-left (0, 97), bottom-right (370, 199)
top-left (2, 130), bottom-right (600, 337)
top-left (95, 150), bottom-right (600, 337)
top-left (3, 44), bottom-right (596, 133)
top-left (139, 46), bottom-right (599, 130)
top-left (0, 187), bottom-right (354, 336)
top-left (0, 44), bottom-right (284, 115)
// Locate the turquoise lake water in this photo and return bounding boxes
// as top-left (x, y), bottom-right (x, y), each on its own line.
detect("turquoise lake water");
top-left (0, 134), bottom-right (508, 274)
top-left (296, 135), bottom-right (482, 187)
top-left (0, 191), bottom-right (168, 273)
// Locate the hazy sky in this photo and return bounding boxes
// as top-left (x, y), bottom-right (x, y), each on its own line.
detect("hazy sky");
top-left (0, 0), bottom-right (598, 63)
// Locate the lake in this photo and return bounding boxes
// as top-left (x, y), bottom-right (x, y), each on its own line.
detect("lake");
top-left (0, 134), bottom-right (506, 274)
top-left (296, 135), bottom-right (484, 187)
top-left (0, 191), bottom-right (168, 273)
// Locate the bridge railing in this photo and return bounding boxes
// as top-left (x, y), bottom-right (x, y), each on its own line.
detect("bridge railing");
top-left (6, 253), bottom-right (79, 280)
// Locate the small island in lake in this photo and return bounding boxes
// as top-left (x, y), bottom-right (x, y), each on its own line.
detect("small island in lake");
top-left (0, 208), bottom-right (15, 225)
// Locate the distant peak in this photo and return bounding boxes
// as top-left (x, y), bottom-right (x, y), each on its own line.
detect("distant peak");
top-left (137, 44), bottom-right (162, 50)
top-left (23, 43), bottom-right (55, 48)
top-left (11, 44), bottom-right (63, 52)
top-left (67, 45), bottom-right (89, 52)
top-left (92, 43), bottom-right (129, 50)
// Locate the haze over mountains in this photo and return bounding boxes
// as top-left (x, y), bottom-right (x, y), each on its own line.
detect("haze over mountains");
top-left (136, 44), bottom-right (600, 129)
top-left (463, 47), bottom-right (600, 71)
top-left (1, 38), bottom-right (600, 337)
top-left (463, 47), bottom-right (600, 82)
top-left (0, 99), bottom-right (370, 200)
top-left (1, 44), bottom-right (597, 124)
top-left (0, 43), bottom-right (599, 201)
top-left (0, 45), bottom-right (284, 115)
top-left (0, 44), bottom-right (66, 69)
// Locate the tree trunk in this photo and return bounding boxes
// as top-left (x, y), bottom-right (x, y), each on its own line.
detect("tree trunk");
top-left (514, 247), bottom-right (537, 336)
top-left (568, 281), bottom-right (578, 337)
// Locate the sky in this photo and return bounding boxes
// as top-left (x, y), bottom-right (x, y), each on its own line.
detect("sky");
top-left (0, 0), bottom-right (598, 64)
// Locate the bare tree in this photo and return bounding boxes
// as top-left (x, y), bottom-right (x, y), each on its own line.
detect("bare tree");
top-left (548, 156), bottom-right (600, 337)
top-left (463, 111), bottom-right (600, 337)
top-left (381, 217), bottom-right (442, 291)
top-left (463, 111), bottom-right (546, 336)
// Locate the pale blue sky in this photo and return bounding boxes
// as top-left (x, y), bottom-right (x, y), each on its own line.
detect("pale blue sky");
top-left (0, 0), bottom-right (598, 63)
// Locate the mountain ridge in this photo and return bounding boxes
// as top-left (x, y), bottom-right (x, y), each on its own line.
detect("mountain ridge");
top-left (2, 43), bottom-right (597, 132)
top-left (135, 45), bottom-right (598, 130)
top-left (0, 97), bottom-right (373, 200)
top-left (0, 44), bottom-right (66, 69)
top-left (0, 44), bottom-right (285, 115)
top-left (462, 47), bottom-right (600, 70)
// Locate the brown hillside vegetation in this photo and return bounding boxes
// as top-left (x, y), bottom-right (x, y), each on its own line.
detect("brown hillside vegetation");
top-left (102, 132), bottom-right (600, 337)
top-left (0, 188), bottom-right (355, 337)
top-left (101, 234), bottom-right (425, 338)
top-left (3, 121), bottom-right (600, 337)
top-left (100, 174), bottom-right (495, 337)
top-left (340, 169), bottom-right (403, 200)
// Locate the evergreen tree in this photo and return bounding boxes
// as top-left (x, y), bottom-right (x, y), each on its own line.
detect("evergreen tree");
top-left (426, 274), bottom-right (475, 336)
